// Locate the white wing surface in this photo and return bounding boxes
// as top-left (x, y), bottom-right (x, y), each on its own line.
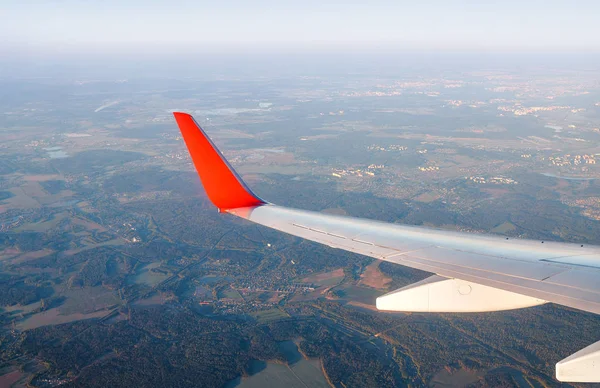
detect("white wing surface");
top-left (230, 204), bottom-right (600, 315)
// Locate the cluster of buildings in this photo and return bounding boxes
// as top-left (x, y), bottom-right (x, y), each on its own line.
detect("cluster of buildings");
top-left (445, 100), bottom-right (485, 108)
top-left (25, 140), bottom-right (48, 147)
top-left (576, 155), bottom-right (596, 165)
top-left (490, 177), bottom-right (518, 184)
top-left (63, 133), bottom-right (92, 138)
top-left (466, 176), bottom-right (518, 185)
top-left (319, 110), bottom-right (345, 116)
top-left (447, 100), bottom-right (464, 107)
top-left (232, 270), bottom-right (295, 292)
top-left (163, 152), bottom-right (187, 160)
top-left (549, 154), bottom-right (597, 166)
top-left (563, 197), bottom-right (600, 221)
top-left (233, 283), bottom-right (311, 294)
top-left (332, 167), bottom-right (376, 178)
top-left (35, 378), bottom-right (71, 387)
top-left (418, 166), bottom-right (439, 172)
top-left (175, 257), bottom-right (195, 267)
top-left (160, 133), bottom-right (182, 141)
top-left (115, 191), bottom-right (172, 203)
top-left (108, 221), bottom-right (141, 243)
top-left (343, 90), bottom-right (402, 97)
top-left (214, 300), bottom-right (279, 316)
top-left (444, 83), bottom-right (464, 88)
top-left (367, 144), bottom-right (407, 152)
top-left (564, 197), bottom-right (600, 208)
top-left (498, 105), bottom-right (571, 116)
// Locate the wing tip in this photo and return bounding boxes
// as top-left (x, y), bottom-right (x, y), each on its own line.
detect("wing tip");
top-left (173, 111), bottom-right (192, 119)
top-left (173, 112), bottom-right (266, 211)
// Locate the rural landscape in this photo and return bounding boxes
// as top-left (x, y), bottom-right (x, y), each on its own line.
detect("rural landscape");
top-left (2, 54), bottom-right (600, 387)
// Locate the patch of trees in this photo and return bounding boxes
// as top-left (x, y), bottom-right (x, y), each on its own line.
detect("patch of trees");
top-left (63, 248), bottom-right (131, 289)
top-left (0, 232), bottom-right (54, 253)
top-left (39, 180), bottom-right (69, 194)
top-left (19, 306), bottom-right (259, 387)
top-left (0, 274), bottom-right (54, 306)
top-left (0, 190), bottom-right (14, 201)
top-left (123, 239), bottom-right (194, 265)
top-left (71, 256), bottom-right (110, 288)
top-left (0, 156), bottom-right (19, 175)
top-left (267, 316), bottom-right (404, 386)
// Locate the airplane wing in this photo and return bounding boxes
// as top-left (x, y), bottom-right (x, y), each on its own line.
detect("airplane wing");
top-left (173, 112), bottom-right (600, 382)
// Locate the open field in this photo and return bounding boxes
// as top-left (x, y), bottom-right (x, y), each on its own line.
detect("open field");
top-left (0, 368), bottom-right (25, 388)
top-left (2, 187), bottom-right (40, 209)
top-left (292, 268), bottom-right (346, 302)
top-left (17, 307), bottom-right (109, 330)
top-left (58, 286), bottom-right (121, 315)
top-left (359, 261), bottom-right (392, 290)
top-left (20, 181), bottom-right (46, 198)
top-left (3, 301), bottom-right (42, 314)
top-left (62, 238), bottom-right (125, 256)
top-left (334, 285), bottom-right (381, 305)
top-left (71, 216), bottom-right (107, 232)
top-left (249, 308), bottom-right (290, 323)
top-left (220, 288), bottom-right (244, 301)
top-left (135, 293), bottom-right (169, 306)
top-left (0, 248), bottom-right (20, 261)
top-left (413, 191), bottom-right (441, 203)
top-left (14, 286), bottom-right (120, 330)
top-left (22, 174), bottom-right (63, 182)
top-left (9, 249), bottom-right (54, 265)
top-left (16, 212), bottom-right (68, 232)
top-left (301, 268), bottom-right (345, 287)
top-left (127, 262), bottom-right (170, 287)
top-left (226, 361), bottom-right (329, 388)
top-left (227, 341), bottom-right (329, 388)
top-left (491, 221), bottom-right (517, 234)
top-left (430, 367), bottom-right (485, 387)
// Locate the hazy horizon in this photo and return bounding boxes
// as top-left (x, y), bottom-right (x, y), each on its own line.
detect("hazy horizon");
top-left (2, 0), bottom-right (599, 52)
top-left (3, 0), bottom-right (600, 79)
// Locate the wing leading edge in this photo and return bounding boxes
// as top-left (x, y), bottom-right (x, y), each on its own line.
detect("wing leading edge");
top-left (173, 112), bottom-right (600, 382)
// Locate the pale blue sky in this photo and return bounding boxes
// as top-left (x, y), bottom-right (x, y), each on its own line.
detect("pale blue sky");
top-left (1, 0), bottom-right (599, 52)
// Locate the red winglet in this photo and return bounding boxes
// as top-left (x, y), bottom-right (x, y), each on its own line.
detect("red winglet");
top-left (173, 112), bottom-right (266, 211)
